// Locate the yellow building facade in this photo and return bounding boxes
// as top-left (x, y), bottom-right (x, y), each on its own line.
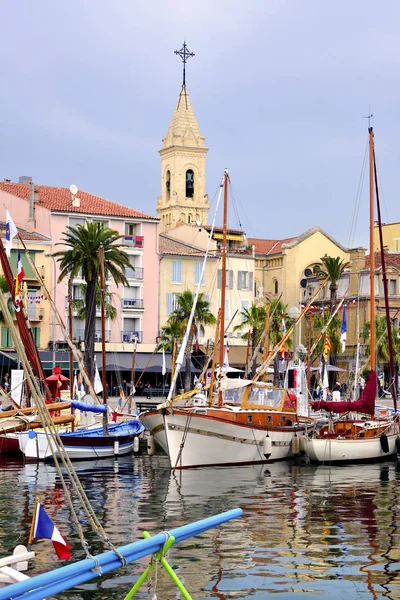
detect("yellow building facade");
top-left (159, 225), bottom-right (255, 345)
top-left (250, 226), bottom-right (350, 310)
top-left (373, 222), bottom-right (400, 252)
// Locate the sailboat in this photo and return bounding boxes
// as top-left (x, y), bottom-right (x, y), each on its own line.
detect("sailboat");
top-left (304, 126), bottom-right (400, 463)
top-left (141, 170), bottom-right (312, 469)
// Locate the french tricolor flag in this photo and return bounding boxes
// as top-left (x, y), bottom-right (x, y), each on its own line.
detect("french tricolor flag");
top-left (33, 503), bottom-right (71, 560)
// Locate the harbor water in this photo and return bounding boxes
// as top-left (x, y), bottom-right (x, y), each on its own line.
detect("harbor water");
top-left (1, 455), bottom-right (400, 599)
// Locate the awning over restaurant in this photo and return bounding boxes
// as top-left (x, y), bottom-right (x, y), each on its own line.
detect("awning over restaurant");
top-left (95, 352), bottom-right (201, 373)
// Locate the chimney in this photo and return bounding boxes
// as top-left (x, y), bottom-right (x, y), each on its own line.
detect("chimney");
top-left (28, 181), bottom-right (36, 222)
top-left (18, 176), bottom-right (32, 184)
top-left (349, 247), bottom-right (367, 296)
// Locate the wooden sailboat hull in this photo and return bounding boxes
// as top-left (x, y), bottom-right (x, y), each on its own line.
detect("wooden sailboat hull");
top-left (0, 415), bottom-right (75, 456)
top-left (305, 420), bottom-right (400, 463)
top-left (18, 420), bottom-right (144, 461)
top-left (141, 407), bottom-right (305, 469)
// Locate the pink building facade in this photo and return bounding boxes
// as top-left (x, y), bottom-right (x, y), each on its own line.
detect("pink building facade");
top-left (0, 181), bottom-right (159, 350)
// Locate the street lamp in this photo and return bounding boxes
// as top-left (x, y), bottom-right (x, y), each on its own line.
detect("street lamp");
top-left (288, 306), bottom-right (301, 362)
top-left (44, 253), bottom-right (57, 370)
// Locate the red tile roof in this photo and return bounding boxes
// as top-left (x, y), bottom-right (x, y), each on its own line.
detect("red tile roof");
top-left (0, 223), bottom-right (50, 242)
top-left (365, 252), bottom-right (400, 269)
top-left (159, 234), bottom-right (217, 258)
top-left (0, 182), bottom-right (158, 221)
top-left (248, 236), bottom-right (297, 255)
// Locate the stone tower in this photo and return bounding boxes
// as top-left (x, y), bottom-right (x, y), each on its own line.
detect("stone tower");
top-left (157, 86), bottom-right (209, 233)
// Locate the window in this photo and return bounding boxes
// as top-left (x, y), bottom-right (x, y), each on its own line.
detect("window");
top-left (390, 279), bottom-right (396, 295)
top-left (188, 213), bottom-right (192, 224)
top-left (166, 170), bottom-right (171, 200)
top-left (238, 270), bottom-right (254, 291)
top-left (194, 262), bottom-right (204, 286)
top-left (167, 292), bottom-right (180, 315)
top-left (1, 327), bottom-right (12, 348)
top-left (186, 170), bottom-right (194, 198)
top-left (274, 279), bottom-right (278, 295)
top-left (172, 260), bottom-right (182, 284)
top-left (93, 218), bottom-right (109, 229)
top-left (125, 223), bottom-right (137, 237)
top-left (225, 299), bottom-right (230, 320)
top-left (395, 238), bottom-right (400, 251)
top-left (217, 269), bottom-right (234, 289)
top-left (72, 284), bottom-right (83, 301)
top-left (69, 217), bottom-right (85, 229)
top-left (240, 299), bottom-right (251, 320)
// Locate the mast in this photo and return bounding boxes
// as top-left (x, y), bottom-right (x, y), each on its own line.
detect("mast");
top-left (218, 170), bottom-right (228, 407)
top-left (374, 143), bottom-right (397, 409)
top-left (369, 127), bottom-right (375, 371)
top-left (99, 245), bottom-right (108, 435)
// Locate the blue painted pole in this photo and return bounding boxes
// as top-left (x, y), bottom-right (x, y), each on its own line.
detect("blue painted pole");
top-left (0, 508), bottom-right (242, 600)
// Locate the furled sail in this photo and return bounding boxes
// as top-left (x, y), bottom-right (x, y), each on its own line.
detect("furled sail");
top-left (312, 371), bottom-right (377, 416)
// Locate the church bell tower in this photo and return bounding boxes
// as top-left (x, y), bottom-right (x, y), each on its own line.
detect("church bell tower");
top-left (156, 42), bottom-right (209, 233)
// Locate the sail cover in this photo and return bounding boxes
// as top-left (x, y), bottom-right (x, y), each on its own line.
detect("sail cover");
top-left (312, 371), bottom-right (377, 416)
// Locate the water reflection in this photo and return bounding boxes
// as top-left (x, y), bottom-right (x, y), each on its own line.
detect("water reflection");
top-left (1, 457), bottom-right (400, 598)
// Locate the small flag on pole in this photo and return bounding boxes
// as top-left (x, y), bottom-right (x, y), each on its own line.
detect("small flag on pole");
top-left (5, 210), bottom-right (18, 257)
top-left (281, 312), bottom-right (286, 334)
top-left (340, 303), bottom-right (347, 352)
top-left (223, 338), bottom-right (230, 367)
top-left (93, 357), bottom-right (103, 394)
top-left (323, 334), bottom-right (331, 362)
top-left (31, 502), bottom-right (71, 560)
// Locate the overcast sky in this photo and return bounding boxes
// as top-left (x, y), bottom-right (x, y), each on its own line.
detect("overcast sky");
top-left (1, 1), bottom-right (399, 248)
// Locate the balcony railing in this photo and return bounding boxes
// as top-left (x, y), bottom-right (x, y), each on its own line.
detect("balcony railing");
top-left (73, 330), bottom-right (111, 342)
top-left (122, 298), bottom-right (144, 309)
top-left (122, 330), bottom-right (143, 343)
top-left (125, 266), bottom-right (144, 280)
top-left (123, 235), bottom-right (144, 248)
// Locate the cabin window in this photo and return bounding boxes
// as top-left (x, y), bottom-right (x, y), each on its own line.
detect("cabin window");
top-left (267, 415), bottom-right (272, 424)
top-left (247, 415), bottom-right (252, 423)
top-left (282, 416), bottom-right (286, 424)
top-left (287, 419), bottom-right (293, 426)
top-left (186, 170), bottom-right (194, 198)
top-left (166, 170), bottom-right (171, 200)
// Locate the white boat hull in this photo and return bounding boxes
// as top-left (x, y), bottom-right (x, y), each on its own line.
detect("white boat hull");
top-left (304, 430), bottom-right (399, 463)
top-left (141, 408), bottom-right (304, 469)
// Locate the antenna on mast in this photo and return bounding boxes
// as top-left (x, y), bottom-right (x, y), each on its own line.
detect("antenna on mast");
top-left (363, 111), bottom-right (373, 128)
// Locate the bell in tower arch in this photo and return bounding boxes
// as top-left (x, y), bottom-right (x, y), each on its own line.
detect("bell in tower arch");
top-left (186, 169), bottom-right (194, 198)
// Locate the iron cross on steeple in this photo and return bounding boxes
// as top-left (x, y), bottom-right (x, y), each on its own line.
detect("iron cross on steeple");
top-left (174, 41), bottom-right (195, 86)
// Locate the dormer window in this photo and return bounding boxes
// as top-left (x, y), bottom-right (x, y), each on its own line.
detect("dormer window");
top-left (186, 170), bottom-right (194, 198)
top-left (166, 170), bottom-right (171, 201)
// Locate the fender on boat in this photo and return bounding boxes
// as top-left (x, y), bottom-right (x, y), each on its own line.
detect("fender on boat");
top-left (263, 434), bottom-right (271, 458)
top-left (147, 435), bottom-right (155, 456)
top-left (292, 432), bottom-right (300, 455)
top-left (380, 432), bottom-right (389, 453)
top-left (395, 436), bottom-right (400, 455)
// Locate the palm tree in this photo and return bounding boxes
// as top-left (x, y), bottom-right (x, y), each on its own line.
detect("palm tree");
top-left (54, 222), bottom-right (130, 384)
top-left (166, 290), bottom-right (216, 391)
top-left (156, 320), bottom-right (182, 353)
top-left (362, 315), bottom-right (400, 364)
top-left (72, 282), bottom-right (117, 321)
top-left (268, 300), bottom-right (292, 386)
top-left (313, 256), bottom-right (349, 310)
top-left (233, 303), bottom-right (266, 377)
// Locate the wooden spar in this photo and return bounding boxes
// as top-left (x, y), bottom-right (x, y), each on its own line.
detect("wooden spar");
top-left (99, 245), bottom-right (108, 435)
top-left (374, 142), bottom-right (397, 409)
top-left (253, 276), bottom-right (329, 381)
top-left (369, 127), bottom-right (375, 371)
top-left (0, 401), bottom-right (72, 420)
top-left (128, 340), bottom-right (137, 413)
top-left (0, 237), bottom-right (51, 401)
top-left (306, 312), bottom-right (312, 391)
top-left (68, 278), bottom-right (74, 430)
top-left (308, 292), bottom-right (348, 357)
top-left (209, 308), bottom-right (221, 406)
top-left (218, 170), bottom-right (229, 407)
top-left (171, 338), bottom-right (177, 383)
top-left (244, 329), bottom-right (251, 377)
top-left (27, 498), bottom-right (39, 548)
top-left (262, 304), bottom-right (270, 383)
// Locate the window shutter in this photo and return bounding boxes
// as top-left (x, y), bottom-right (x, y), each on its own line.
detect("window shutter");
top-left (204, 294), bottom-right (210, 303)
top-left (1, 327), bottom-right (8, 348)
top-left (225, 299), bottom-right (230, 320)
top-left (217, 269), bottom-right (222, 289)
top-left (167, 292), bottom-right (173, 315)
top-left (229, 270), bottom-right (234, 289)
top-left (172, 260), bottom-right (182, 284)
top-left (249, 272), bottom-right (254, 292)
top-left (195, 262), bottom-right (203, 285)
top-left (238, 271), bottom-right (243, 290)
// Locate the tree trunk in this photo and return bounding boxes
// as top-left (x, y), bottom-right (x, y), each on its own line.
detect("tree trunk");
top-left (84, 279), bottom-right (97, 385)
top-left (184, 331), bottom-right (194, 392)
top-left (250, 332), bottom-right (257, 378)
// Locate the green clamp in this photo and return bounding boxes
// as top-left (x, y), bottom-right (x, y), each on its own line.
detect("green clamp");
top-left (123, 531), bottom-right (193, 600)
